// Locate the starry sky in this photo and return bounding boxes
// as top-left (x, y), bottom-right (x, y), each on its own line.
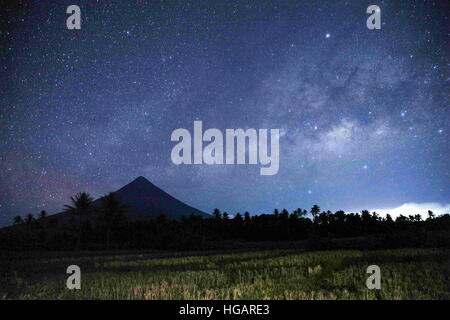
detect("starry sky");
top-left (1, 0), bottom-right (448, 226)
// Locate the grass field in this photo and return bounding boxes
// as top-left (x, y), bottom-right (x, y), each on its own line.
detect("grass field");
top-left (1, 248), bottom-right (449, 300)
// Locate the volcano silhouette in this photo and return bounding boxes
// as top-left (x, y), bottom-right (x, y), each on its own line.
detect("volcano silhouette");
top-left (48, 176), bottom-right (209, 223)
top-left (107, 176), bottom-right (209, 220)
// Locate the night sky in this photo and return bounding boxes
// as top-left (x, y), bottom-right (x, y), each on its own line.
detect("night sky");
top-left (1, 0), bottom-right (448, 226)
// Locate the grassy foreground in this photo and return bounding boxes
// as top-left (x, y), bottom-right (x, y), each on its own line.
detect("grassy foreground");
top-left (1, 248), bottom-right (449, 299)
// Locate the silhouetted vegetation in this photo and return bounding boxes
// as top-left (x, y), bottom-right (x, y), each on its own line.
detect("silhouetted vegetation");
top-left (38, 210), bottom-right (47, 219)
top-left (1, 193), bottom-right (449, 251)
top-left (13, 216), bottom-right (23, 225)
top-left (63, 192), bottom-right (94, 250)
top-left (1, 194), bottom-right (449, 300)
top-left (96, 193), bottom-right (130, 250)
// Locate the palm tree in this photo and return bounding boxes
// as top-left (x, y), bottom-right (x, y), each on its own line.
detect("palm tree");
top-left (293, 208), bottom-right (307, 218)
top-left (13, 215), bottom-right (23, 225)
top-left (234, 213), bottom-right (243, 222)
top-left (273, 209), bottom-right (279, 218)
top-left (97, 193), bottom-right (129, 249)
top-left (385, 214), bottom-right (393, 223)
top-left (310, 205), bottom-right (320, 221)
top-left (25, 213), bottom-right (34, 224)
top-left (64, 192), bottom-right (94, 250)
top-left (39, 210), bottom-right (47, 219)
top-left (212, 208), bottom-right (222, 220)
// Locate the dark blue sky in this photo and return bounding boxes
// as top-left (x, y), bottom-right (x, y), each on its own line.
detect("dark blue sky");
top-left (1, 0), bottom-right (448, 226)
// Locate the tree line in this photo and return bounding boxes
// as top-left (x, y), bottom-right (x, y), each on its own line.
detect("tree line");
top-left (2, 192), bottom-right (450, 251)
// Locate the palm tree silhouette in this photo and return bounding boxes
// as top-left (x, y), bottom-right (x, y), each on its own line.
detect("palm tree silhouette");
top-left (234, 212), bottom-right (243, 222)
top-left (25, 213), bottom-right (34, 224)
top-left (244, 211), bottom-right (251, 222)
top-left (212, 208), bottom-right (222, 220)
top-left (97, 193), bottom-right (129, 249)
top-left (64, 192), bottom-right (94, 250)
top-left (293, 208), bottom-right (305, 218)
top-left (310, 205), bottom-right (321, 221)
top-left (39, 210), bottom-right (47, 219)
top-left (13, 215), bottom-right (23, 225)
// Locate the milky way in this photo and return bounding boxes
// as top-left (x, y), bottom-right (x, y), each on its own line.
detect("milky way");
top-left (1, 0), bottom-right (448, 226)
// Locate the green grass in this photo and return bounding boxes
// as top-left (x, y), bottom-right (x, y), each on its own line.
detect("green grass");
top-left (1, 248), bottom-right (448, 299)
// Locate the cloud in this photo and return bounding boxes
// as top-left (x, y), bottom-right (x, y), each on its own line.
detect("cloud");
top-left (371, 202), bottom-right (450, 219)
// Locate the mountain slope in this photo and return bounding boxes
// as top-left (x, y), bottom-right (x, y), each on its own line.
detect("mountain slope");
top-left (108, 176), bottom-right (209, 219)
top-left (34, 176), bottom-right (210, 224)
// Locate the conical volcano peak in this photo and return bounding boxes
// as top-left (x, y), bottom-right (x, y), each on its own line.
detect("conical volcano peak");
top-left (133, 176), bottom-right (151, 184)
top-left (122, 176), bottom-right (155, 189)
top-left (111, 176), bottom-right (209, 219)
top-left (48, 176), bottom-right (209, 223)
top-left (129, 176), bottom-right (152, 184)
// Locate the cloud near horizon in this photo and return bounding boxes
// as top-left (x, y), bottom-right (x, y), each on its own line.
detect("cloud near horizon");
top-left (370, 202), bottom-right (450, 219)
